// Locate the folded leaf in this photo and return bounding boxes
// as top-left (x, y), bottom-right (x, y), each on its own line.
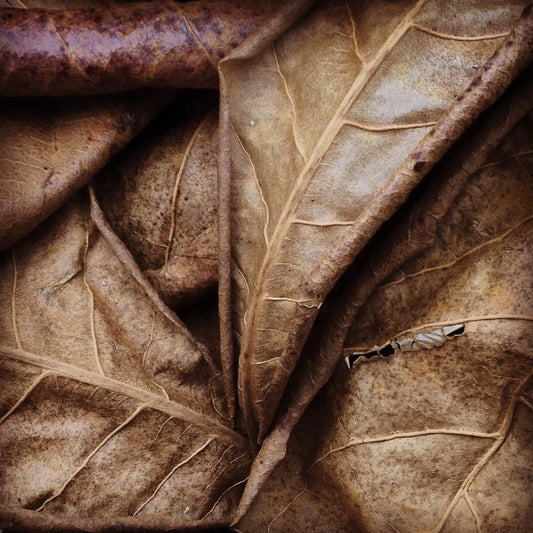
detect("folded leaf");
top-left (237, 442), bottom-right (355, 533)
top-left (220, 0), bottom-right (532, 445)
top-left (94, 92), bottom-right (227, 419)
top-left (0, 0), bottom-right (270, 96)
top-left (307, 118), bottom-right (533, 533)
top-left (236, 72), bottom-right (533, 533)
top-left (96, 92), bottom-right (219, 308)
top-left (0, 190), bottom-right (251, 528)
top-left (0, 91), bottom-right (175, 254)
top-left (233, 52), bottom-right (533, 524)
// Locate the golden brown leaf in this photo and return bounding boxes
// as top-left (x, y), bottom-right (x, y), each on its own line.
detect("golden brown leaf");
top-left (236, 71), bottom-right (533, 533)
top-left (305, 115), bottom-right (533, 533)
top-left (220, 0), bottom-right (532, 447)
top-left (0, 190), bottom-right (251, 527)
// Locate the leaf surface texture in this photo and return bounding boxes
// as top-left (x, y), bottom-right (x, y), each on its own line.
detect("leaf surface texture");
top-left (221, 0), bottom-right (530, 442)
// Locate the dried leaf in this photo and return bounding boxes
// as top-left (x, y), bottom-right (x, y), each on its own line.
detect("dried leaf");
top-left (234, 57), bottom-right (533, 524)
top-left (235, 73), bottom-right (533, 532)
top-left (305, 115), bottom-right (533, 533)
top-left (1, 0), bottom-right (532, 530)
top-left (220, 0), bottom-right (532, 447)
top-left (0, 191), bottom-right (251, 528)
top-left (0, 0), bottom-right (270, 96)
top-left (0, 90), bottom-right (174, 253)
top-left (96, 92), bottom-right (219, 308)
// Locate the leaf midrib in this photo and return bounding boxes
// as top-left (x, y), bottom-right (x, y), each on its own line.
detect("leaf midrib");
top-left (239, 0), bottom-right (428, 422)
top-left (0, 344), bottom-right (248, 449)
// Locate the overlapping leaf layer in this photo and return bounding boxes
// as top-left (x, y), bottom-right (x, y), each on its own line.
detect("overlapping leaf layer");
top-left (0, 0), bottom-right (531, 531)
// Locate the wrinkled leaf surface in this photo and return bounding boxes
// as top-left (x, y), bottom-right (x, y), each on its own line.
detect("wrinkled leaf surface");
top-left (221, 0), bottom-right (529, 443)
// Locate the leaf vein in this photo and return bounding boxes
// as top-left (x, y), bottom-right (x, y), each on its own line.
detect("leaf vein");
top-left (133, 435), bottom-right (215, 516)
top-left (10, 249), bottom-right (22, 350)
top-left (271, 43), bottom-right (307, 163)
top-left (38, 404), bottom-right (146, 511)
top-left (411, 24), bottom-right (509, 42)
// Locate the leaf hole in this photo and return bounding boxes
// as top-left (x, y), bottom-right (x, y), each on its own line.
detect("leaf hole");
top-left (345, 323), bottom-right (465, 369)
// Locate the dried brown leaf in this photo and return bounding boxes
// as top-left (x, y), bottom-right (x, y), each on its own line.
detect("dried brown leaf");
top-left (96, 92), bottom-right (219, 308)
top-left (235, 72), bottom-right (533, 533)
top-left (0, 90), bottom-right (175, 253)
top-left (0, 190), bottom-right (251, 528)
top-left (304, 114), bottom-right (533, 533)
top-left (0, 0), bottom-right (270, 96)
top-left (220, 0), bottom-right (532, 447)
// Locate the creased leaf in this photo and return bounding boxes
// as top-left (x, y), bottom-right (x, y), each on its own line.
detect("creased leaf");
top-left (0, 90), bottom-right (175, 253)
top-left (306, 118), bottom-right (533, 533)
top-left (234, 53), bottom-right (533, 522)
top-left (94, 92), bottom-right (227, 420)
top-left (0, 0), bottom-right (270, 96)
top-left (0, 190), bottom-right (251, 527)
top-left (96, 91), bottom-right (219, 309)
top-left (220, 0), bottom-right (532, 446)
top-left (1, 0), bottom-right (532, 530)
top-left (236, 74), bottom-right (533, 532)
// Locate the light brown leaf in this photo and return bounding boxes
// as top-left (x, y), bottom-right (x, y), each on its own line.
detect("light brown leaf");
top-left (237, 76), bottom-right (533, 532)
top-left (233, 50), bottom-right (533, 522)
top-left (96, 92), bottom-right (219, 309)
top-left (0, 90), bottom-right (174, 253)
top-left (219, 0), bottom-right (532, 447)
top-left (0, 190), bottom-right (251, 527)
top-left (307, 116), bottom-right (533, 533)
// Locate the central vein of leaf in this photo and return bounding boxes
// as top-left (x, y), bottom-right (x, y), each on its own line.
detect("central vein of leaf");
top-left (239, 0), bottom-right (429, 425)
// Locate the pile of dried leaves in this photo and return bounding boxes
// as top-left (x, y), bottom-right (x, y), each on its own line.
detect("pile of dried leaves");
top-left (0, 1), bottom-right (532, 531)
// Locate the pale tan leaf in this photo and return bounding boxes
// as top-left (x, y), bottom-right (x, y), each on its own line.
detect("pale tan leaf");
top-left (238, 87), bottom-right (533, 532)
top-left (0, 191), bottom-right (251, 527)
top-left (220, 0), bottom-right (532, 446)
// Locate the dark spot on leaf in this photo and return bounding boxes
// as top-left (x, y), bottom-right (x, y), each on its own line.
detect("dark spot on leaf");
top-left (25, 489), bottom-right (54, 510)
top-left (85, 65), bottom-right (99, 76)
top-left (414, 161), bottom-right (425, 172)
